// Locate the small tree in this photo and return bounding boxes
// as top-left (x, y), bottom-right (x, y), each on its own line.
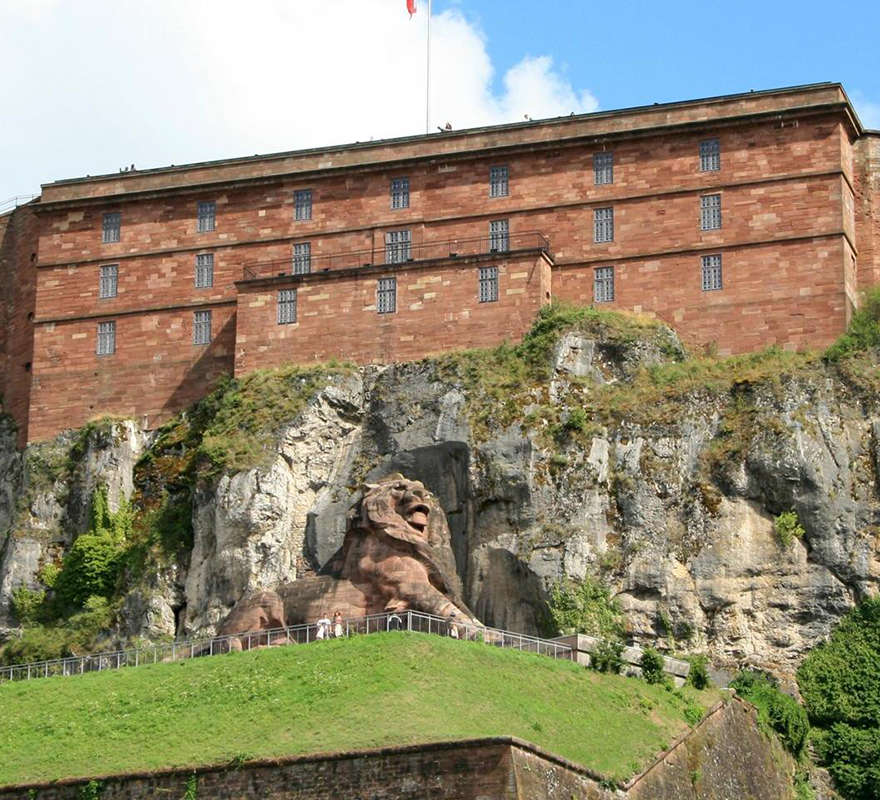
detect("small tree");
top-left (549, 575), bottom-right (625, 641)
top-left (640, 647), bottom-right (667, 685)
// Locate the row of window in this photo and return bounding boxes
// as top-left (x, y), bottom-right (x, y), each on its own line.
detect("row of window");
top-left (98, 253), bottom-right (215, 298)
top-left (99, 139), bottom-right (722, 243)
top-left (96, 310), bottom-right (213, 355)
top-left (591, 194), bottom-right (723, 243)
top-left (592, 255), bottom-right (724, 303)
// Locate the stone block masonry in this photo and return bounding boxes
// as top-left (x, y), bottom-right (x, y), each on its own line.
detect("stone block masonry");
top-left (1, 83), bottom-right (876, 443)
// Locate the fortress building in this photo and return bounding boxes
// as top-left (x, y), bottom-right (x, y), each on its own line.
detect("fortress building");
top-left (1, 83), bottom-right (878, 445)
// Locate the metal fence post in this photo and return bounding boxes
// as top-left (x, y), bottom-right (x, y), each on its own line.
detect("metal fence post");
top-left (406, 610), bottom-right (412, 632)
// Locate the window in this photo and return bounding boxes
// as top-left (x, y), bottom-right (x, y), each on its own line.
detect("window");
top-left (277, 289), bottom-right (297, 324)
top-left (489, 219), bottom-right (509, 252)
top-left (193, 310), bottom-right (212, 345)
top-left (385, 230), bottom-right (411, 264)
top-left (293, 242), bottom-right (311, 274)
top-left (99, 264), bottom-right (118, 299)
top-left (594, 207), bottom-right (614, 243)
top-left (197, 201), bottom-right (216, 232)
top-left (594, 152), bottom-right (613, 185)
top-left (391, 178), bottom-right (410, 210)
top-left (701, 255), bottom-right (723, 291)
top-left (700, 139), bottom-right (720, 172)
top-left (294, 189), bottom-right (312, 221)
top-left (377, 277), bottom-right (397, 314)
top-left (478, 266), bottom-right (499, 303)
top-left (489, 165), bottom-right (509, 198)
top-left (97, 321), bottom-right (116, 355)
top-left (594, 266), bottom-right (614, 303)
top-left (102, 212), bottom-right (121, 243)
top-left (195, 254), bottom-right (214, 288)
top-left (701, 194), bottom-right (722, 231)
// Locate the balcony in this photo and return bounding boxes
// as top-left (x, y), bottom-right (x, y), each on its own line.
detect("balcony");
top-left (241, 231), bottom-right (551, 281)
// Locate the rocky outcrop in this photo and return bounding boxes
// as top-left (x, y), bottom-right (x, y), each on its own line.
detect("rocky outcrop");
top-left (2, 322), bottom-right (879, 678)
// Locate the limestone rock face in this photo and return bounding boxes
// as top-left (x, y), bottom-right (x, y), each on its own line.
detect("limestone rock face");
top-left (0, 420), bottom-right (147, 635)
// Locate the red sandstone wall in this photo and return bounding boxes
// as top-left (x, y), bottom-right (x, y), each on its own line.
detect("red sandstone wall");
top-left (0, 206), bottom-right (39, 446)
top-left (854, 134), bottom-right (880, 289)
top-left (27, 304), bottom-right (235, 442)
top-left (235, 253), bottom-right (551, 374)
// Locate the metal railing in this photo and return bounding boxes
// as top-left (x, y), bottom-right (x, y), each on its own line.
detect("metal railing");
top-left (0, 194), bottom-right (38, 215)
top-left (0, 610), bottom-right (572, 684)
top-left (241, 231), bottom-right (551, 281)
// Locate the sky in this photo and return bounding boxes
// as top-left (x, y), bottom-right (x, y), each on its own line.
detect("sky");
top-left (1, 0), bottom-right (879, 203)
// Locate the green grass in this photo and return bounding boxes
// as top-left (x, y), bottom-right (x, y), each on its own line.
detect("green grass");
top-left (0, 633), bottom-right (718, 787)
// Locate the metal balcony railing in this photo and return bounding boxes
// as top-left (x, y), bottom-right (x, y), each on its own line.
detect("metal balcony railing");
top-left (241, 231), bottom-right (550, 281)
top-left (0, 610), bottom-right (572, 684)
top-left (0, 195), bottom-right (38, 215)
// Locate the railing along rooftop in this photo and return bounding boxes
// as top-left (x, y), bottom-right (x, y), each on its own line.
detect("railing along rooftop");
top-left (0, 610), bottom-right (571, 684)
top-left (241, 231), bottom-right (550, 281)
top-left (0, 195), bottom-right (38, 215)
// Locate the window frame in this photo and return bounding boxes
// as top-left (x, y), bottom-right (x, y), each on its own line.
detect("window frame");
top-left (193, 309), bottom-right (212, 345)
top-left (478, 266), bottom-right (499, 303)
top-left (701, 254), bottom-right (723, 291)
top-left (489, 219), bottom-right (510, 253)
top-left (96, 320), bottom-right (116, 356)
top-left (700, 138), bottom-right (721, 172)
top-left (376, 277), bottom-right (397, 314)
top-left (594, 266), bottom-right (614, 303)
top-left (594, 207), bottom-right (614, 243)
top-left (294, 189), bottom-right (313, 221)
top-left (99, 264), bottom-right (118, 299)
top-left (277, 288), bottom-right (297, 324)
top-left (102, 212), bottom-right (121, 244)
top-left (197, 201), bottom-right (216, 233)
top-left (489, 165), bottom-right (509, 198)
top-left (384, 230), bottom-right (412, 265)
top-left (700, 194), bottom-right (722, 231)
top-left (292, 242), bottom-right (312, 275)
top-left (593, 152), bottom-right (614, 185)
top-left (391, 177), bottom-right (410, 210)
top-left (195, 253), bottom-right (214, 288)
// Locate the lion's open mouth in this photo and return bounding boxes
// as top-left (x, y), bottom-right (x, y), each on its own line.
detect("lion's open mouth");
top-left (406, 503), bottom-right (430, 533)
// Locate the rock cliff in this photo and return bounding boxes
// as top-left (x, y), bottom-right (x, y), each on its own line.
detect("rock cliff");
top-left (1, 308), bottom-right (878, 679)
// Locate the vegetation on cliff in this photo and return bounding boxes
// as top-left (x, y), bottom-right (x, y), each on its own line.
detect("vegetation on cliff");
top-left (0, 632), bottom-right (718, 787)
top-left (798, 596), bottom-right (880, 800)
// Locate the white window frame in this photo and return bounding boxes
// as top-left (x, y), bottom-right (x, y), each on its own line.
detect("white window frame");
top-left (594, 266), bottom-right (614, 303)
top-left (391, 178), bottom-right (410, 210)
top-left (197, 201), bottom-right (216, 232)
top-left (277, 289), bottom-right (297, 324)
top-left (193, 310), bottom-right (212, 345)
top-left (489, 165), bottom-right (509, 198)
top-left (195, 253), bottom-right (214, 288)
top-left (701, 194), bottom-right (722, 231)
top-left (478, 266), bottom-right (499, 303)
top-left (102, 212), bottom-right (121, 244)
top-left (593, 152), bottom-right (613, 185)
top-left (99, 264), bottom-right (118, 299)
top-left (377, 277), bottom-right (397, 314)
top-left (701, 254), bottom-right (723, 291)
top-left (294, 189), bottom-right (312, 221)
top-left (700, 139), bottom-right (721, 172)
top-left (385, 230), bottom-right (412, 264)
top-left (489, 219), bottom-right (509, 252)
top-left (293, 242), bottom-right (311, 275)
top-left (594, 207), bottom-right (614, 243)
top-left (96, 321), bottom-right (116, 355)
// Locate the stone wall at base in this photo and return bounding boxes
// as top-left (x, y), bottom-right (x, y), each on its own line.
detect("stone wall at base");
top-left (0, 698), bottom-right (793, 800)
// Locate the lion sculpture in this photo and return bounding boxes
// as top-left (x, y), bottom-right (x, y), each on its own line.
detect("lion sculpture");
top-left (215, 474), bottom-right (478, 646)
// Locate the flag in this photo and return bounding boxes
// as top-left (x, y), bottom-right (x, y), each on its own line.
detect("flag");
top-left (407, 0), bottom-right (416, 17)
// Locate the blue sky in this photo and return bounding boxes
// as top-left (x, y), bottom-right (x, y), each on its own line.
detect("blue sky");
top-left (1, 0), bottom-right (877, 203)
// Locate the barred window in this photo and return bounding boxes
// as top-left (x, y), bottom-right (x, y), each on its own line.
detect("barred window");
top-left (197, 201), bottom-right (216, 232)
top-left (489, 165), bottom-right (509, 198)
top-left (478, 266), bottom-right (499, 303)
top-left (594, 207), bottom-right (614, 243)
top-left (102, 212), bottom-right (121, 243)
top-left (97, 321), bottom-right (116, 356)
top-left (701, 255), bottom-right (723, 291)
top-left (385, 230), bottom-right (412, 264)
top-left (377, 277), bottom-right (397, 314)
top-left (489, 219), bottom-right (509, 252)
top-left (594, 152), bottom-right (613, 185)
top-left (292, 242), bottom-right (311, 274)
top-left (594, 267), bottom-right (614, 303)
top-left (99, 264), bottom-right (118, 299)
top-left (277, 289), bottom-right (297, 324)
top-left (391, 178), bottom-right (410, 210)
top-left (294, 189), bottom-right (312, 221)
top-left (701, 194), bottom-right (722, 231)
top-left (700, 139), bottom-right (720, 172)
top-left (193, 310), bottom-right (212, 345)
top-left (195, 253), bottom-right (214, 288)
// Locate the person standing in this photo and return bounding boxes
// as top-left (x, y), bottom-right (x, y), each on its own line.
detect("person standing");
top-left (333, 610), bottom-right (344, 638)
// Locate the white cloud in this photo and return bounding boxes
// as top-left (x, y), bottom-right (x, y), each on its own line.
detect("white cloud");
top-left (0, 0), bottom-right (598, 198)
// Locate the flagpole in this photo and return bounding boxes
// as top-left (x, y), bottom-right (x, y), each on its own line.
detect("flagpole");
top-left (426, 0), bottom-right (432, 134)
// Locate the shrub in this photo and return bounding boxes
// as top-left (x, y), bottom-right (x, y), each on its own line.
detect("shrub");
top-left (817, 723), bottom-right (880, 800)
top-left (549, 575), bottom-right (625, 641)
top-left (640, 647), bottom-right (667, 685)
top-left (824, 286), bottom-right (880, 362)
top-left (686, 654), bottom-right (712, 690)
top-left (11, 586), bottom-right (45, 627)
top-left (591, 639), bottom-right (624, 674)
top-left (774, 511), bottom-right (805, 547)
top-left (731, 670), bottom-right (809, 756)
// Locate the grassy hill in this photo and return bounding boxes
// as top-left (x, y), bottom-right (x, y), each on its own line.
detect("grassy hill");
top-left (0, 633), bottom-right (718, 788)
